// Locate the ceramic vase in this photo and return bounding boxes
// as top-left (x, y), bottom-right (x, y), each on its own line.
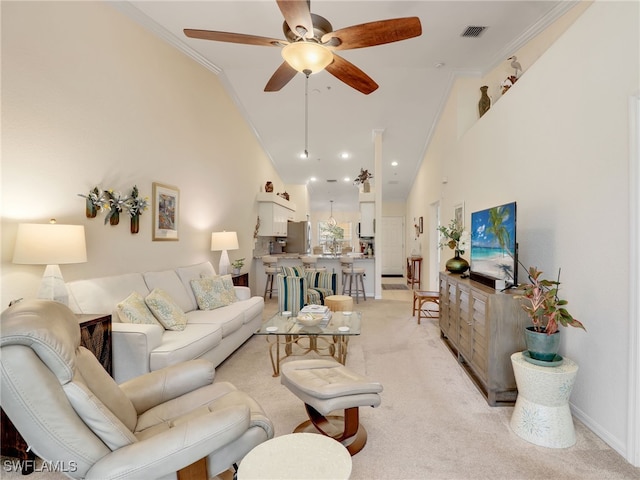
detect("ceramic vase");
top-left (445, 251), bottom-right (469, 274)
top-left (363, 181), bottom-right (371, 193)
top-left (110, 211), bottom-right (120, 226)
top-left (524, 326), bottom-right (560, 362)
top-left (130, 214), bottom-right (140, 234)
top-left (85, 198), bottom-right (97, 218)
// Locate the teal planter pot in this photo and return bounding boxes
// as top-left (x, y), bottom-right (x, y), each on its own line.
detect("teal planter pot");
top-left (524, 326), bottom-right (560, 362)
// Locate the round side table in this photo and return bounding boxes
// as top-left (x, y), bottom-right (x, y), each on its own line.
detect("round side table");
top-left (237, 433), bottom-right (352, 479)
top-left (510, 352), bottom-right (579, 448)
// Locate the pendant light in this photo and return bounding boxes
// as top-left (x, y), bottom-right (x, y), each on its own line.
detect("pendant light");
top-left (327, 200), bottom-right (337, 226)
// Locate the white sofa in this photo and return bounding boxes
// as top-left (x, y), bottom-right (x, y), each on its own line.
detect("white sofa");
top-left (66, 261), bottom-right (263, 384)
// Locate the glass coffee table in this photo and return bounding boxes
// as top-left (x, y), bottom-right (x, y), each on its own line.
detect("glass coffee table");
top-left (255, 311), bottom-right (361, 377)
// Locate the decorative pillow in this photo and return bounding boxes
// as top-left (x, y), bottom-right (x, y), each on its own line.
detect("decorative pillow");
top-left (144, 288), bottom-right (187, 331)
top-left (191, 276), bottom-right (236, 310)
top-left (116, 291), bottom-right (161, 326)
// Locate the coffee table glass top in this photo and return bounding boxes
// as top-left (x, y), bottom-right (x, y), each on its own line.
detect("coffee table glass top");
top-left (256, 311), bottom-right (361, 336)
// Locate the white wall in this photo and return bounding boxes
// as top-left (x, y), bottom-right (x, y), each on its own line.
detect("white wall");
top-left (1, 1), bottom-right (284, 304)
top-left (407, 0), bottom-right (639, 462)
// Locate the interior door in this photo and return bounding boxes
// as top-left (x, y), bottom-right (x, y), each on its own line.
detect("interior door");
top-left (381, 216), bottom-right (404, 275)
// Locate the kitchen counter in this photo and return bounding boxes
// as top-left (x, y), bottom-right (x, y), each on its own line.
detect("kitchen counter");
top-left (252, 254), bottom-right (375, 298)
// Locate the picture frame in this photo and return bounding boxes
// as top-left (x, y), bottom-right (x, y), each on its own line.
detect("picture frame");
top-left (419, 216), bottom-right (424, 234)
top-left (454, 202), bottom-right (465, 228)
top-left (152, 182), bottom-right (179, 241)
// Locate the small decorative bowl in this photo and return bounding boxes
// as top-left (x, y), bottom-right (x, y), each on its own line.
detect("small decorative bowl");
top-left (297, 314), bottom-right (322, 327)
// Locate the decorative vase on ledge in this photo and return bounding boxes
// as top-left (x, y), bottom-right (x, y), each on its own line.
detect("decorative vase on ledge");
top-left (445, 251), bottom-right (469, 274)
top-left (363, 180), bottom-right (371, 193)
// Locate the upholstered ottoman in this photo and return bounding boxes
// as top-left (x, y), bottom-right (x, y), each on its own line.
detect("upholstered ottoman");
top-left (280, 359), bottom-right (383, 455)
top-left (325, 295), bottom-right (354, 312)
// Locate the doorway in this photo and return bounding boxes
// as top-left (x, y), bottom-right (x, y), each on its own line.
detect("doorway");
top-left (380, 216), bottom-right (404, 275)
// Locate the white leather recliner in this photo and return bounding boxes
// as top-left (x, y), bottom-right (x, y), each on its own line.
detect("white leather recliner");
top-left (0, 299), bottom-right (274, 479)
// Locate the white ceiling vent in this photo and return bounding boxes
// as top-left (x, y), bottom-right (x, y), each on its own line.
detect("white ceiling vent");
top-left (326, 179), bottom-right (338, 183)
top-left (461, 26), bottom-right (487, 38)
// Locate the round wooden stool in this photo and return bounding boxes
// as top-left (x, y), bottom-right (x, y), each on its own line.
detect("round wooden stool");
top-left (325, 295), bottom-right (354, 312)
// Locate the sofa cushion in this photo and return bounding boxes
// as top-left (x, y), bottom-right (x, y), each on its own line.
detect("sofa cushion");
top-left (148, 324), bottom-right (223, 372)
top-left (67, 273), bottom-right (150, 319)
top-left (186, 307), bottom-right (244, 338)
top-left (190, 276), bottom-right (236, 310)
top-left (116, 292), bottom-right (162, 326)
top-left (145, 289), bottom-right (188, 331)
top-left (143, 270), bottom-right (193, 313)
top-left (176, 262), bottom-right (217, 312)
top-left (240, 296), bottom-right (264, 325)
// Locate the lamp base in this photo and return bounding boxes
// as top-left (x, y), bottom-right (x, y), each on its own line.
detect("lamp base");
top-left (37, 264), bottom-right (69, 305)
top-left (218, 250), bottom-right (231, 276)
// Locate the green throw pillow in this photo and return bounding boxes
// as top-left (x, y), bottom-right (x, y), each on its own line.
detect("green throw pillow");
top-left (116, 291), bottom-right (161, 326)
top-left (191, 275), bottom-right (237, 310)
top-left (145, 288), bottom-right (187, 331)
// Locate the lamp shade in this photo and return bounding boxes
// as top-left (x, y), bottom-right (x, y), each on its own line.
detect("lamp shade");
top-left (211, 231), bottom-right (239, 252)
top-left (281, 42), bottom-right (333, 74)
top-left (13, 224), bottom-right (87, 265)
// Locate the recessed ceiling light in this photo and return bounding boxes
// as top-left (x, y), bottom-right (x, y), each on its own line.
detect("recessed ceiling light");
top-left (340, 152), bottom-right (350, 159)
top-left (391, 161), bottom-right (398, 166)
top-left (299, 152), bottom-right (308, 159)
top-left (434, 62), bottom-right (445, 68)
top-left (309, 177), bottom-right (317, 182)
top-left (343, 177), bottom-right (350, 182)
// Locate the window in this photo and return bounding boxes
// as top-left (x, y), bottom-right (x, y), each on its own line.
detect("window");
top-left (317, 222), bottom-right (353, 253)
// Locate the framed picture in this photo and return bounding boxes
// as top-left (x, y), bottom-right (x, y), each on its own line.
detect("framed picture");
top-left (419, 216), bottom-right (424, 234)
top-left (454, 202), bottom-right (465, 228)
top-left (152, 182), bottom-right (179, 241)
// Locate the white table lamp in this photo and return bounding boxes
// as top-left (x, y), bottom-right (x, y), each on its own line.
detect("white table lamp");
top-left (211, 231), bottom-right (238, 275)
top-left (13, 221), bottom-right (87, 305)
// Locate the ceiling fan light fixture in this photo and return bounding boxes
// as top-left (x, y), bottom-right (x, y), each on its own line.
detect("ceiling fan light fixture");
top-left (282, 42), bottom-right (333, 74)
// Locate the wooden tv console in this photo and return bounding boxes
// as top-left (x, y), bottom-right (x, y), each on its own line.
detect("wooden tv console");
top-left (439, 272), bottom-right (529, 406)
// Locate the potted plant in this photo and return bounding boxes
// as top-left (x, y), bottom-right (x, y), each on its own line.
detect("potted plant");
top-left (231, 258), bottom-right (245, 275)
top-left (353, 168), bottom-right (373, 193)
top-left (437, 219), bottom-right (470, 274)
top-left (518, 266), bottom-right (585, 364)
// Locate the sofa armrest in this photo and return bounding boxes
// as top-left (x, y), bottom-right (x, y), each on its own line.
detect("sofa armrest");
top-left (111, 323), bottom-right (164, 384)
top-left (120, 359), bottom-right (215, 414)
top-left (85, 405), bottom-right (250, 480)
top-left (234, 286), bottom-right (251, 301)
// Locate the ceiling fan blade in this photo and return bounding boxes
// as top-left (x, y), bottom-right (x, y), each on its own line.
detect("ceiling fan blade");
top-left (322, 17), bottom-right (422, 50)
top-left (325, 54), bottom-right (378, 95)
top-left (277, 0), bottom-right (314, 39)
top-left (184, 29), bottom-right (286, 47)
top-left (264, 62), bottom-right (298, 92)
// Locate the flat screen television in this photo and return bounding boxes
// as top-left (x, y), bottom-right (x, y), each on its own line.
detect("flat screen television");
top-left (470, 201), bottom-right (517, 289)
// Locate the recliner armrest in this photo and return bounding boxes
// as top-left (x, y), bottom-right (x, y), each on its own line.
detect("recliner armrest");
top-left (120, 359), bottom-right (215, 414)
top-left (85, 405), bottom-right (250, 480)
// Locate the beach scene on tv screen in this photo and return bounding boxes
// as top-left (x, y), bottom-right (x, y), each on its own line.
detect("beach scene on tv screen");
top-left (471, 202), bottom-right (516, 282)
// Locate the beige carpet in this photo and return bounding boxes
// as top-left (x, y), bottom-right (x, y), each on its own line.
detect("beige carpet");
top-left (3, 293), bottom-right (638, 479)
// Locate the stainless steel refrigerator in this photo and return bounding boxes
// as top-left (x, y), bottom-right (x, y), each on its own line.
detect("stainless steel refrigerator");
top-left (285, 221), bottom-right (311, 254)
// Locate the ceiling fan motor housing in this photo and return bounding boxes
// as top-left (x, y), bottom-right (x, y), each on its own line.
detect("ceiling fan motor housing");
top-left (283, 13), bottom-right (334, 44)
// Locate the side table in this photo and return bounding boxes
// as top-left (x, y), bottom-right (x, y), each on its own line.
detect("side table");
top-left (232, 272), bottom-right (249, 288)
top-left (407, 256), bottom-right (422, 290)
top-left (510, 352), bottom-right (579, 448)
top-left (1, 313), bottom-right (112, 472)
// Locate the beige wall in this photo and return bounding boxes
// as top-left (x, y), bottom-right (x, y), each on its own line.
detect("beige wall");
top-left (1, 1), bottom-right (284, 303)
top-left (406, 0), bottom-right (639, 461)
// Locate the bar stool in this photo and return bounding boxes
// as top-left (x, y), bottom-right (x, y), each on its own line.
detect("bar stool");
top-left (300, 256), bottom-right (326, 272)
top-left (340, 257), bottom-right (366, 304)
top-left (262, 255), bottom-right (280, 299)
top-left (412, 290), bottom-right (440, 324)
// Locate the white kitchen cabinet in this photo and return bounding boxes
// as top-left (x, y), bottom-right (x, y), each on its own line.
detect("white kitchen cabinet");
top-left (257, 193), bottom-right (295, 237)
top-left (359, 201), bottom-right (375, 237)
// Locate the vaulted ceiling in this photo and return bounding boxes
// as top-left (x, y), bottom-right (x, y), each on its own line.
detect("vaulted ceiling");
top-left (115, 1), bottom-right (574, 212)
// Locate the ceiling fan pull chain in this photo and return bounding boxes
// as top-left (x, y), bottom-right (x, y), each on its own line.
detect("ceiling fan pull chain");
top-left (304, 72), bottom-right (310, 158)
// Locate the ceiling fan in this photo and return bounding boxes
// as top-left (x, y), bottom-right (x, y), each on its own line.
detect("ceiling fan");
top-left (184, 0), bottom-right (422, 95)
